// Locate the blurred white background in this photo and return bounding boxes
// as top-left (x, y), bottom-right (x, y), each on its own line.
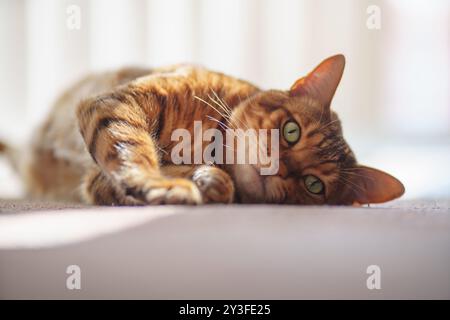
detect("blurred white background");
top-left (0, 0), bottom-right (449, 199)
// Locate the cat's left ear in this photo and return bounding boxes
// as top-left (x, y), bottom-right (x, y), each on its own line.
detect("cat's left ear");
top-left (290, 54), bottom-right (345, 108)
top-left (349, 166), bottom-right (405, 204)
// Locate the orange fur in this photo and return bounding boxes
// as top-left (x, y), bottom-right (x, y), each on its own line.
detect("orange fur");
top-left (8, 56), bottom-right (404, 205)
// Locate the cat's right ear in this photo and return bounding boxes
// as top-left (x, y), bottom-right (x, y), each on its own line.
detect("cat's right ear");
top-left (348, 166), bottom-right (405, 204)
top-left (289, 54), bottom-right (345, 108)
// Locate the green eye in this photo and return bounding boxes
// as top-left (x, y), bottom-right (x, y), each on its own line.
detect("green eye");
top-left (304, 175), bottom-right (324, 194)
top-left (283, 121), bottom-right (301, 144)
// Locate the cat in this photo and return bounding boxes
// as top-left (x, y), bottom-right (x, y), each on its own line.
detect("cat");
top-left (0, 54), bottom-right (404, 205)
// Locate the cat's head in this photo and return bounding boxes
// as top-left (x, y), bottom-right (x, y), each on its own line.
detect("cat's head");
top-left (228, 54), bottom-right (404, 205)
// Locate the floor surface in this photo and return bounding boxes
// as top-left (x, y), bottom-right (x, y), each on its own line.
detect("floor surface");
top-left (0, 199), bottom-right (449, 299)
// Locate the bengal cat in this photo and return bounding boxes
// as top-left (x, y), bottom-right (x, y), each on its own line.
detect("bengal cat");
top-left (0, 55), bottom-right (404, 205)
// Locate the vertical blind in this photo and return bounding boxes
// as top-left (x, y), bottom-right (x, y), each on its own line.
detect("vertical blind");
top-left (1, 0), bottom-right (448, 144)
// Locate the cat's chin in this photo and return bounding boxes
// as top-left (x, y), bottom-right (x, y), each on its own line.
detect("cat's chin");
top-left (228, 164), bottom-right (265, 203)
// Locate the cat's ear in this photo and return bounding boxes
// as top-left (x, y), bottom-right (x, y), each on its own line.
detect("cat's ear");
top-left (349, 166), bottom-right (405, 204)
top-left (290, 54), bottom-right (345, 108)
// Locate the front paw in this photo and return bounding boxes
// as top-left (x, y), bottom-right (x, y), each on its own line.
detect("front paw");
top-left (192, 166), bottom-right (234, 204)
top-left (127, 178), bottom-right (202, 205)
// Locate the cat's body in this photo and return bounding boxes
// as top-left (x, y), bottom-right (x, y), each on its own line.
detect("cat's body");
top-left (1, 55), bottom-right (405, 205)
top-left (24, 64), bottom-right (257, 204)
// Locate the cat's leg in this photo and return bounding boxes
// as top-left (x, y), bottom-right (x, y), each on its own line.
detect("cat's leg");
top-left (192, 166), bottom-right (235, 204)
top-left (76, 94), bottom-right (202, 205)
top-left (161, 165), bottom-right (235, 204)
top-left (81, 167), bottom-right (144, 205)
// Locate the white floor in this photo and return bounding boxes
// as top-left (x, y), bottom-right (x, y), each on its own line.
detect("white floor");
top-left (0, 201), bottom-right (448, 299)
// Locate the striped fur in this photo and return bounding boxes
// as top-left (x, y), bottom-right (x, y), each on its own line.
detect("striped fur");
top-left (8, 56), bottom-right (404, 205)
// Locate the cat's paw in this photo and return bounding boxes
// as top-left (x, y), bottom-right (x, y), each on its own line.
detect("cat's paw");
top-left (128, 178), bottom-right (202, 205)
top-left (192, 166), bottom-right (234, 204)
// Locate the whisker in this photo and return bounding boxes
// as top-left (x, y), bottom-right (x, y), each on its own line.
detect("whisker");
top-left (206, 115), bottom-right (233, 131)
top-left (194, 95), bottom-right (231, 126)
top-left (210, 90), bottom-right (233, 117)
top-left (314, 105), bottom-right (325, 128)
top-left (340, 169), bottom-right (377, 182)
top-left (207, 95), bottom-right (236, 129)
top-left (339, 174), bottom-right (366, 194)
top-left (156, 144), bottom-right (169, 155)
top-left (208, 88), bottom-right (268, 161)
top-left (208, 94), bottom-right (232, 118)
top-left (296, 145), bottom-right (322, 153)
top-left (316, 119), bottom-right (340, 132)
top-left (338, 176), bottom-right (359, 195)
top-left (210, 89), bottom-right (250, 131)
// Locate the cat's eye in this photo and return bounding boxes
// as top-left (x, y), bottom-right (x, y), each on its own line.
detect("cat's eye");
top-left (283, 120), bottom-right (301, 144)
top-left (304, 175), bottom-right (324, 195)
